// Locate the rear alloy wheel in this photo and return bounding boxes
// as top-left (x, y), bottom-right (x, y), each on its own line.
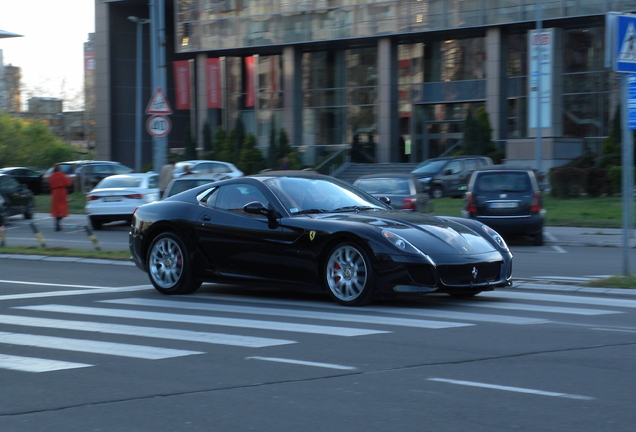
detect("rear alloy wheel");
top-left (432, 187), bottom-right (443, 199)
top-left (324, 242), bottom-right (375, 306)
top-left (147, 232), bottom-right (201, 295)
top-left (533, 230), bottom-right (544, 246)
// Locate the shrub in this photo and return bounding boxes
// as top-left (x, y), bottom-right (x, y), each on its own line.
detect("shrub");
top-left (584, 166), bottom-right (608, 197)
top-left (608, 165), bottom-right (621, 195)
top-left (550, 166), bottom-right (585, 198)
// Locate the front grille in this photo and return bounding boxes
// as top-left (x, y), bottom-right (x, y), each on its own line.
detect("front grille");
top-left (437, 262), bottom-right (501, 286)
top-left (405, 264), bottom-right (436, 286)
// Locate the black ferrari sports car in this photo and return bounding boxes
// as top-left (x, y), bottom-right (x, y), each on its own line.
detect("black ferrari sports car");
top-left (129, 173), bottom-right (513, 306)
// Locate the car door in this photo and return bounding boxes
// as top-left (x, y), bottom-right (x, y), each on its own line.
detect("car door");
top-left (194, 182), bottom-right (285, 280)
top-left (0, 176), bottom-right (27, 216)
top-left (442, 160), bottom-right (464, 195)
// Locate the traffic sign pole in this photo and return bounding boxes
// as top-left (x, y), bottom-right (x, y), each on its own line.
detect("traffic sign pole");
top-left (612, 13), bottom-right (636, 275)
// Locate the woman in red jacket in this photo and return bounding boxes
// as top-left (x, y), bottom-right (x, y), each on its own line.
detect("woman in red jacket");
top-left (49, 164), bottom-right (72, 231)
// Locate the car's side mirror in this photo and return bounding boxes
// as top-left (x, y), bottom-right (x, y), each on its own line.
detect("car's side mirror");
top-left (378, 196), bottom-right (391, 206)
top-left (244, 201), bottom-right (272, 216)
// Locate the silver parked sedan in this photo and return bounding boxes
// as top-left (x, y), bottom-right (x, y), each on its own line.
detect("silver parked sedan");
top-left (354, 173), bottom-right (433, 213)
top-left (85, 173), bottom-right (160, 229)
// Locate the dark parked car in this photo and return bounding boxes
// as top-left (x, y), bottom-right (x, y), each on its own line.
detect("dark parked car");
top-left (462, 165), bottom-right (545, 245)
top-left (130, 173), bottom-right (513, 306)
top-left (353, 173), bottom-right (433, 213)
top-left (411, 155), bottom-right (493, 199)
top-left (43, 160), bottom-right (134, 193)
top-left (0, 173), bottom-right (35, 221)
top-left (162, 173), bottom-right (233, 199)
top-left (0, 167), bottom-right (44, 194)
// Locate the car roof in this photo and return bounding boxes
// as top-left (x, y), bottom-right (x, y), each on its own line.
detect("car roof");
top-left (474, 164), bottom-right (535, 172)
top-left (356, 173), bottom-right (416, 180)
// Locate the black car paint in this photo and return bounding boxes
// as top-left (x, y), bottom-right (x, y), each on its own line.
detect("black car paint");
top-left (130, 174), bottom-right (513, 302)
top-left (0, 173), bottom-right (35, 222)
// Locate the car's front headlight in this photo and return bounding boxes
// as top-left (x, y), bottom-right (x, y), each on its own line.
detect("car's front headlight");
top-left (482, 225), bottom-right (509, 251)
top-left (382, 230), bottom-right (426, 257)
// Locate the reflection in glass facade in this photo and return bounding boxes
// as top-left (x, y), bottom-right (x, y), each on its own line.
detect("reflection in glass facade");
top-left (173, 1), bottom-right (621, 168)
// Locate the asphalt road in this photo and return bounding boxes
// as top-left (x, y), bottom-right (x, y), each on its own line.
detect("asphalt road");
top-left (0, 259), bottom-right (635, 431)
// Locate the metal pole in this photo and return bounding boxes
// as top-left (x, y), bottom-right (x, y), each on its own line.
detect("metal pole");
top-left (534, 0), bottom-right (543, 174)
top-left (150, 0), bottom-right (168, 173)
top-left (621, 73), bottom-right (634, 275)
top-left (134, 19), bottom-right (143, 172)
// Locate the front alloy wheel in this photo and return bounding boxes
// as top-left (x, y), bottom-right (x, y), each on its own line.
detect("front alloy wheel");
top-left (147, 232), bottom-right (201, 294)
top-left (324, 242), bottom-right (375, 306)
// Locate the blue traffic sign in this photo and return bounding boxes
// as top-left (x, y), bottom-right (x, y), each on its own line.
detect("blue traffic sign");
top-left (629, 74), bottom-right (636, 130)
top-left (616, 15), bottom-right (636, 73)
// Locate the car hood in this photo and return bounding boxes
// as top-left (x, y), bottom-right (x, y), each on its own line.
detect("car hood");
top-left (318, 210), bottom-right (497, 255)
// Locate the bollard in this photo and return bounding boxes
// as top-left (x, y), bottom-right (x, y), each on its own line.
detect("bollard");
top-left (0, 225), bottom-right (5, 247)
top-left (29, 222), bottom-right (47, 248)
top-left (84, 225), bottom-right (102, 251)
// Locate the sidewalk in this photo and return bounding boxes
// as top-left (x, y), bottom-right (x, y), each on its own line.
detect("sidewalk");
top-left (545, 226), bottom-right (636, 248)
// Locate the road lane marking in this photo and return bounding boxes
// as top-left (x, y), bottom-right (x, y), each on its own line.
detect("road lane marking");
top-left (427, 378), bottom-right (594, 400)
top-left (0, 285), bottom-right (152, 301)
top-left (0, 331), bottom-right (203, 359)
top-left (16, 305), bottom-right (390, 337)
top-left (0, 354), bottom-right (92, 373)
top-left (363, 305), bottom-right (548, 325)
top-left (102, 298), bottom-right (474, 329)
top-left (481, 291), bottom-right (636, 308)
top-left (0, 279), bottom-right (119, 289)
top-left (246, 356), bottom-right (357, 371)
top-left (0, 314), bottom-right (296, 348)
top-left (442, 300), bottom-right (621, 316)
top-left (591, 327), bottom-right (636, 333)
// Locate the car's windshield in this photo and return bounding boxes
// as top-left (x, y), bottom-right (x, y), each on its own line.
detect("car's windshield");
top-left (97, 176), bottom-right (142, 189)
top-left (265, 177), bottom-right (388, 214)
top-left (475, 172), bottom-right (531, 193)
top-left (411, 159), bottom-right (447, 175)
top-left (356, 178), bottom-right (410, 195)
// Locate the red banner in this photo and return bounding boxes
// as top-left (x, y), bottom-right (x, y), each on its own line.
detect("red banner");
top-left (245, 56), bottom-right (255, 107)
top-left (172, 60), bottom-right (191, 110)
top-left (206, 58), bottom-right (221, 108)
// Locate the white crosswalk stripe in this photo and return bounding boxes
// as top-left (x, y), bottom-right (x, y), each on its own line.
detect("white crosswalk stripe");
top-left (0, 354), bottom-right (92, 373)
top-left (0, 331), bottom-right (203, 359)
top-left (101, 298), bottom-right (475, 329)
top-left (15, 304), bottom-right (393, 336)
top-left (0, 314), bottom-right (296, 348)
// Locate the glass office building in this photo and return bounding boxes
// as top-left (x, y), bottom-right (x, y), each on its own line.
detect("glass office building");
top-left (96, 0), bottom-right (632, 172)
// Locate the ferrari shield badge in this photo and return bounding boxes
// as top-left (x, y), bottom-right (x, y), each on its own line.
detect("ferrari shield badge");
top-left (309, 231), bottom-right (316, 241)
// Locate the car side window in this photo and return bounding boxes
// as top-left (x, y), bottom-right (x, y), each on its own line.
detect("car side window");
top-left (446, 161), bottom-right (463, 175)
top-left (148, 175), bottom-right (159, 189)
top-left (464, 160), bottom-right (473, 171)
top-left (211, 163), bottom-right (231, 173)
top-left (213, 184), bottom-right (269, 212)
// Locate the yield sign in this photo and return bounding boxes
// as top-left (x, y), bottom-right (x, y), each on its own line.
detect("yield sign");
top-left (145, 87), bottom-right (173, 114)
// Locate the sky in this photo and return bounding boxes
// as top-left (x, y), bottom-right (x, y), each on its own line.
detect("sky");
top-left (0, 0), bottom-right (95, 109)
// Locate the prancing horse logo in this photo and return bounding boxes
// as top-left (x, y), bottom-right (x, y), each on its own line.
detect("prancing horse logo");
top-left (309, 231), bottom-right (316, 241)
top-left (471, 266), bottom-right (478, 280)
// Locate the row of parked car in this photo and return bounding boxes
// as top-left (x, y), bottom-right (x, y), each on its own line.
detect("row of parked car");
top-left (0, 156), bottom-right (545, 245)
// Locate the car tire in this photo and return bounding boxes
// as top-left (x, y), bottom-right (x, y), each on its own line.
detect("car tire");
top-left (432, 187), bottom-right (444, 199)
top-left (533, 230), bottom-right (544, 246)
top-left (147, 232), bottom-right (202, 295)
top-left (24, 200), bottom-right (34, 220)
top-left (89, 216), bottom-right (103, 230)
top-left (324, 241), bottom-right (375, 306)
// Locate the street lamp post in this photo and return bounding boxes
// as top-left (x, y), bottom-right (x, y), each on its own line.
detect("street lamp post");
top-left (128, 16), bottom-right (150, 172)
